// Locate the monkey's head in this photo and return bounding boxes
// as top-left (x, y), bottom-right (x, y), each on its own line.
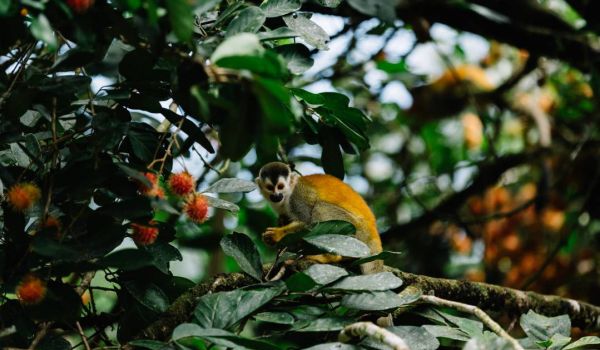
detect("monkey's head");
top-left (256, 162), bottom-right (298, 208)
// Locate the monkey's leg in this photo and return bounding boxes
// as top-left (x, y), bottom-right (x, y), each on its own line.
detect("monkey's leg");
top-left (263, 220), bottom-right (305, 245)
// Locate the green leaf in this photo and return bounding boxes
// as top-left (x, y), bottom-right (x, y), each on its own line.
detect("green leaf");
top-left (341, 291), bottom-right (407, 311)
top-left (276, 44), bottom-right (314, 74)
top-left (51, 48), bottom-right (95, 72)
top-left (376, 59), bottom-right (408, 74)
top-left (519, 310), bottom-right (571, 342)
top-left (436, 309), bottom-right (483, 338)
top-left (346, 0), bottom-right (396, 23)
top-left (463, 331), bottom-right (512, 350)
top-left (30, 14), bottom-right (57, 51)
top-left (193, 283), bottom-right (285, 329)
top-left (320, 129), bottom-right (344, 179)
top-left (202, 178), bottom-right (257, 193)
top-left (547, 334), bottom-right (572, 350)
top-left (352, 251), bottom-right (403, 266)
top-left (166, 0), bottom-right (194, 42)
top-left (314, 0), bottom-right (343, 7)
top-left (216, 51), bottom-right (288, 79)
top-left (254, 311), bottom-right (295, 325)
top-left (258, 26), bottom-right (298, 41)
top-left (260, 0), bottom-right (302, 17)
top-left (226, 6), bottom-right (266, 36)
top-left (220, 232), bottom-right (263, 281)
top-left (304, 264), bottom-right (348, 285)
top-left (285, 272), bottom-right (317, 292)
top-left (327, 272), bottom-right (403, 291)
top-left (204, 195), bottom-right (240, 213)
top-left (253, 77), bottom-right (295, 130)
top-left (303, 234), bottom-right (370, 258)
top-left (97, 249), bottom-right (154, 271)
top-left (119, 49), bottom-right (155, 81)
top-left (292, 317), bottom-right (351, 332)
top-left (302, 344), bottom-right (360, 350)
top-left (0, 0), bottom-right (12, 15)
top-left (307, 220), bottom-right (356, 237)
top-left (174, 325), bottom-right (280, 350)
top-left (564, 336), bottom-right (600, 349)
top-left (291, 88), bottom-right (326, 106)
top-left (124, 281), bottom-right (169, 313)
top-left (361, 326), bottom-right (440, 350)
top-left (421, 325), bottom-right (470, 342)
top-left (283, 14), bottom-right (329, 49)
top-left (395, 285), bottom-right (423, 305)
top-left (211, 33), bottom-right (265, 63)
top-left (127, 340), bottom-right (169, 350)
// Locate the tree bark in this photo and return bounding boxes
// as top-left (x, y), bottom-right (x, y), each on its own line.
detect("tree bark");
top-left (132, 266), bottom-right (600, 343)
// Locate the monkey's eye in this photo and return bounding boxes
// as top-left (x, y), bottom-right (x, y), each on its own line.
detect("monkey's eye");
top-left (266, 185), bottom-right (274, 191)
top-left (277, 183), bottom-right (284, 190)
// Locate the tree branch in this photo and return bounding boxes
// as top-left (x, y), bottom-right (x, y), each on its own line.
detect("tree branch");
top-left (131, 264), bottom-right (600, 343)
top-left (420, 295), bottom-right (524, 350)
top-left (393, 268), bottom-right (600, 332)
top-left (339, 322), bottom-right (410, 350)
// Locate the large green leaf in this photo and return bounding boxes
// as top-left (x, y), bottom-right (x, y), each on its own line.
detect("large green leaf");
top-left (166, 0), bottom-right (194, 42)
top-left (211, 33), bottom-right (265, 63)
top-left (341, 291), bottom-right (407, 311)
top-left (292, 317), bottom-right (351, 332)
top-left (220, 232), bottom-right (263, 281)
top-left (283, 14), bottom-right (329, 49)
top-left (202, 178), bottom-right (257, 193)
top-left (304, 264), bottom-right (348, 285)
top-left (327, 272), bottom-right (403, 291)
top-left (519, 310), bottom-right (571, 342)
top-left (276, 44), bottom-right (314, 74)
top-left (346, 0), bottom-right (396, 23)
top-left (307, 220), bottom-right (356, 237)
top-left (462, 331), bottom-right (512, 350)
top-left (303, 234), bottom-right (370, 258)
top-left (124, 281), bottom-right (169, 313)
top-left (254, 311), bottom-right (295, 325)
top-left (173, 324), bottom-right (281, 350)
top-left (193, 283), bottom-right (285, 329)
top-left (564, 336), bottom-right (600, 349)
top-left (30, 14), bottom-right (57, 51)
top-left (226, 6), bottom-right (266, 36)
top-left (260, 0), bottom-right (302, 17)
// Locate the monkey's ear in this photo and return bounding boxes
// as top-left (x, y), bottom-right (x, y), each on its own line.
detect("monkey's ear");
top-left (255, 177), bottom-right (262, 185)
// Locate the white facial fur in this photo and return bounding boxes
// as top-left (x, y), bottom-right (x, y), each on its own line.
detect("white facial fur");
top-left (256, 173), bottom-right (298, 214)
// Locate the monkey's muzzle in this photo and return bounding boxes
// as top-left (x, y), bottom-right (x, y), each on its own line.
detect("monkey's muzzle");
top-left (269, 193), bottom-right (283, 203)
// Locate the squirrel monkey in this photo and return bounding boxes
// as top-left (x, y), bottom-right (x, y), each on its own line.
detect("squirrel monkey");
top-left (256, 162), bottom-right (383, 274)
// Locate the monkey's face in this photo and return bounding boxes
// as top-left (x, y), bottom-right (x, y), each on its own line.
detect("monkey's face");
top-left (256, 162), bottom-right (295, 207)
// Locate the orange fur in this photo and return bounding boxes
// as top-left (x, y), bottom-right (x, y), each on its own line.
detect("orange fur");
top-left (300, 174), bottom-right (382, 252)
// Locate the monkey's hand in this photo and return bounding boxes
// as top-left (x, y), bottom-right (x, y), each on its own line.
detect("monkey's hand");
top-left (262, 221), bottom-right (306, 246)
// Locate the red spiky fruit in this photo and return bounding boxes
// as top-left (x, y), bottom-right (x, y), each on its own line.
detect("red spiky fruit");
top-left (131, 222), bottom-right (159, 245)
top-left (138, 172), bottom-right (165, 199)
top-left (184, 194), bottom-right (209, 223)
top-left (168, 172), bottom-right (195, 196)
top-left (6, 182), bottom-right (41, 212)
top-left (66, 0), bottom-right (95, 13)
top-left (16, 275), bottom-right (47, 305)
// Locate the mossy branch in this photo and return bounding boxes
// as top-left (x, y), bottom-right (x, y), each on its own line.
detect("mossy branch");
top-left (132, 266), bottom-right (600, 342)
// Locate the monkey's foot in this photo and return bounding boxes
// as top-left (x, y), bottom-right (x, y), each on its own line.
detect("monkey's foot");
top-left (262, 227), bottom-right (286, 245)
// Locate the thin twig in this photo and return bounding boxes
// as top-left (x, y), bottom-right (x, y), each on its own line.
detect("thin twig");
top-left (76, 322), bottom-right (92, 350)
top-left (420, 295), bottom-right (524, 350)
top-left (339, 322), bottom-right (410, 350)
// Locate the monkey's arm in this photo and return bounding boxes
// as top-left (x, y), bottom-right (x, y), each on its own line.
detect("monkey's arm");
top-left (262, 221), bottom-right (306, 245)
